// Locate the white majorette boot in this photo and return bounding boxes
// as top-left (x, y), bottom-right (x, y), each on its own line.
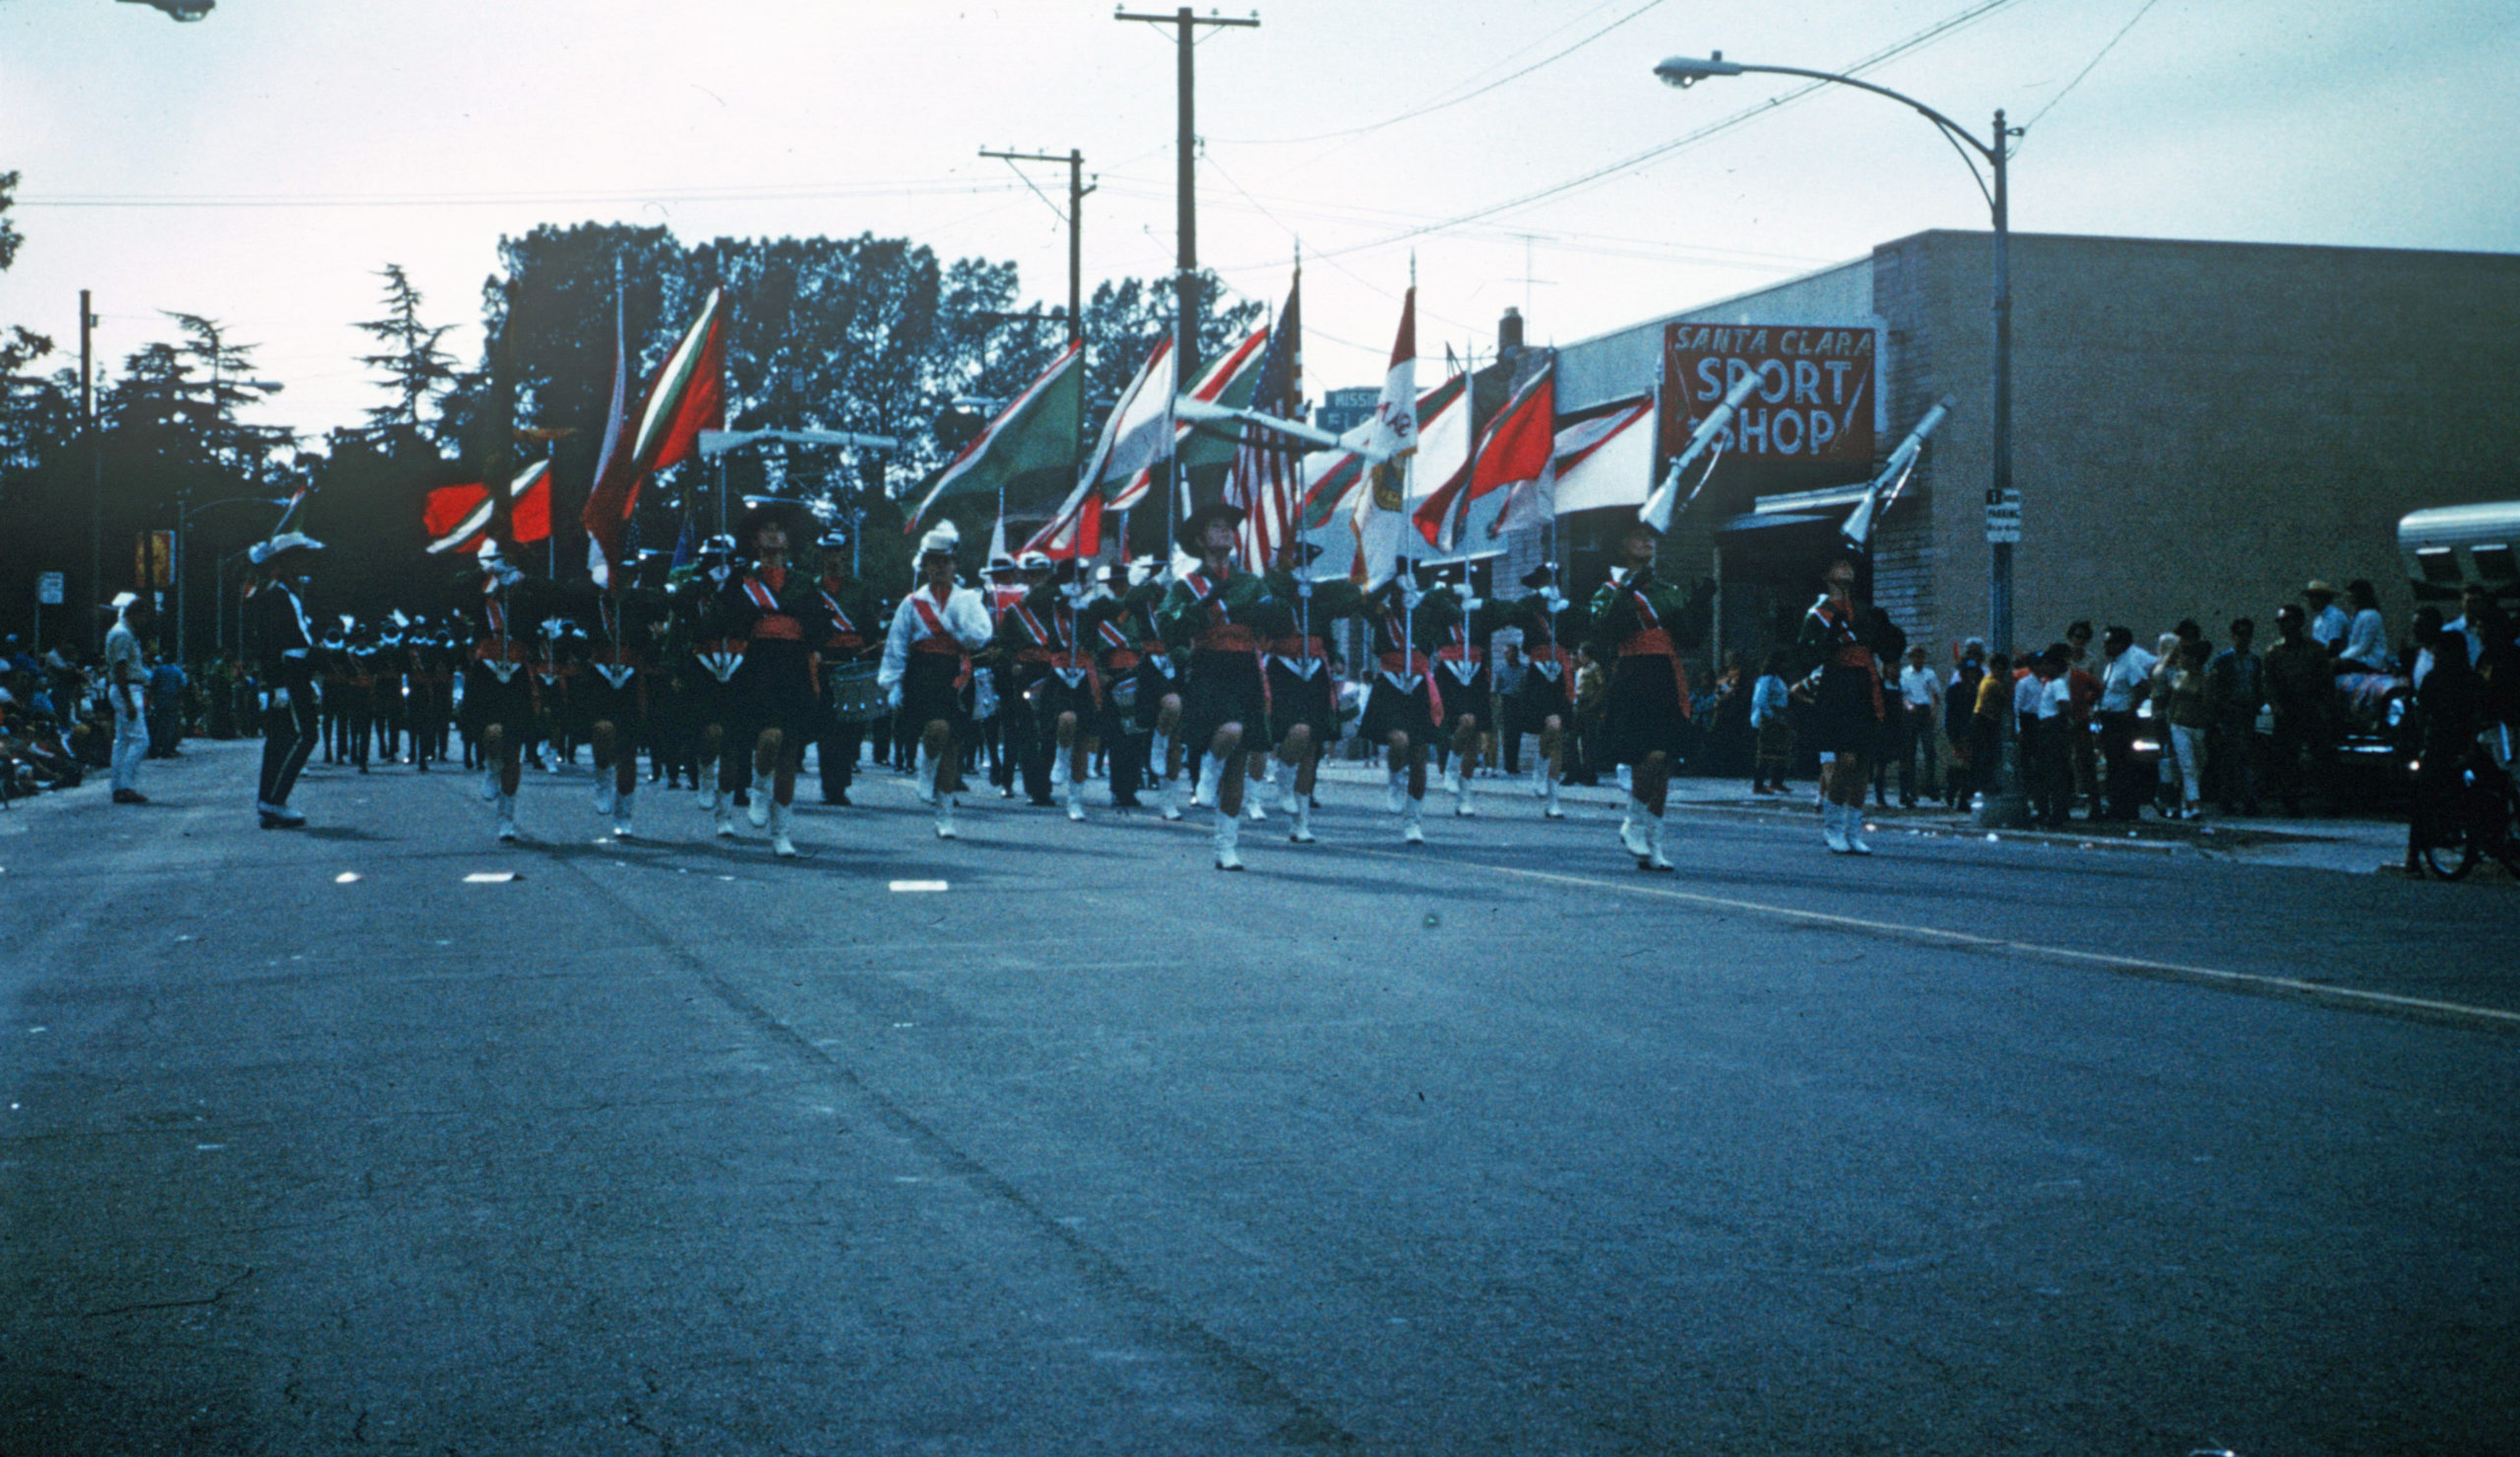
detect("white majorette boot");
top-left (595, 775), bottom-right (616, 817)
top-left (1823, 801), bottom-right (1852, 855)
top-left (1385, 768), bottom-right (1407, 814)
top-left (1642, 811), bottom-right (1674, 872)
top-left (1543, 771), bottom-right (1564, 819)
top-left (1530, 760), bottom-right (1548, 797)
top-left (1244, 776), bottom-right (1269, 822)
top-left (612, 787), bottom-right (638, 840)
top-left (714, 789), bottom-right (738, 838)
top-left (1065, 777), bottom-right (1086, 823)
top-left (1402, 793), bottom-right (1426, 846)
top-left (1288, 793), bottom-right (1316, 845)
top-left (935, 791), bottom-right (958, 840)
top-left (1845, 806), bottom-right (1874, 856)
top-left (496, 792), bottom-right (520, 843)
top-left (1453, 769), bottom-right (1478, 817)
top-left (1214, 805), bottom-right (1244, 870)
top-left (1619, 799), bottom-right (1652, 860)
top-left (480, 765), bottom-right (500, 802)
top-left (914, 746), bottom-right (940, 805)
top-left (1159, 771), bottom-right (1183, 821)
top-left (769, 800), bottom-right (797, 858)
top-left (1191, 751), bottom-right (1221, 809)
top-left (1278, 763), bottom-right (1302, 815)
top-left (747, 769), bottom-right (772, 827)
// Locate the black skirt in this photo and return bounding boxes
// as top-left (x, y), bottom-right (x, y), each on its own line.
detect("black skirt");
top-left (1509, 660), bottom-right (1572, 732)
top-left (899, 651), bottom-right (968, 737)
top-left (460, 661), bottom-right (534, 737)
top-left (577, 666), bottom-right (644, 731)
top-left (1601, 654), bottom-right (1689, 766)
top-left (1032, 665), bottom-right (1104, 740)
top-left (1361, 666), bottom-right (1440, 744)
top-left (1266, 655), bottom-right (1338, 748)
top-left (1180, 647), bottom-right (1268, 755)
top-left (1434, 658), bottom-right (1491, 730)
top-left (732, 639), bottom-right (823, 741)
top-left (1806, 662), bottom-right (1884, 755)
top-left (1131, 655), bottom-right (1181, 731)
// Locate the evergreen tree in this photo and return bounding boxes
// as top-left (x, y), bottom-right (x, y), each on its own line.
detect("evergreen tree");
top-left (355, 264), bottom-right (460, 445)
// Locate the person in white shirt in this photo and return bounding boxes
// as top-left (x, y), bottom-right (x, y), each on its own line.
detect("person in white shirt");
top-left (1895, 645), bottom-right (1940, 808)
top-left (2443, 582), bottom-right (2489, 671)
top-left (2336, 580), bottom-right (2391, 673)
top-left (103, 593), bottom-right (154, 805)
top-left (2016, 645), bottom-right (2073, 828)
top-left (879, 523), bottom-right (995, 839)
top-left (2303, 580), bottom-right (2350, 652)
top-left (2093, 626), bottom-right (2153, 821)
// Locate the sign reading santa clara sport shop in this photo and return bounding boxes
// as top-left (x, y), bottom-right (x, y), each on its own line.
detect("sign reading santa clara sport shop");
top-left (1661, 322), bottom-right (1876, 468)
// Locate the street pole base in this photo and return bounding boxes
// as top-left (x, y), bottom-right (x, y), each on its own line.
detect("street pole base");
top-left (1972, 792), bottom-right (2033, 830)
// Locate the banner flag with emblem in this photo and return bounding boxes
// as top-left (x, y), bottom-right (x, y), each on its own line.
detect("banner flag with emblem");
top-left (1346, 287), bottom-right (1418, 588)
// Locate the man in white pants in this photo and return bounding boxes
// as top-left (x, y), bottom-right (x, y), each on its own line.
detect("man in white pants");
top-left (104, 593), bottom-right (156, 805)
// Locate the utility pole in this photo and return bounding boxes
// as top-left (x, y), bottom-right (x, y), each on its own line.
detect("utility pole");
top-left (1115, 6), bottom-right (1258, 387)
top-left (83, 289), bottom-right (99, 650)
top-left (979, 147), bottom-right (1094, 346)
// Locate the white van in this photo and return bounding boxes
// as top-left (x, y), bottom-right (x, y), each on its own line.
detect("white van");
top-left (2399, 501), bottom-right (2520, 604)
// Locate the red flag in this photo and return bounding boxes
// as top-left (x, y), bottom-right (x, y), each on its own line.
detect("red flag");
top-left (585, 287), bottom-right (724, 587)
top-left (423, 481), bottom-right (492, 555)
top-left (1413, 363), bottom-right (1554, 551)
top-left (509, 459), bottom-right (552, 544)
top-left (1022, 474), bottom-right (1105, 561)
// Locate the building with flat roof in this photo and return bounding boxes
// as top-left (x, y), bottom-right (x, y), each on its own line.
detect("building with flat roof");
top-left (1537, 228), bottom-right (2520, 669)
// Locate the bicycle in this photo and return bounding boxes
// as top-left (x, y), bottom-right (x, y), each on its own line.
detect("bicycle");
top-left (2415, 728), bottom-right (2520, 881)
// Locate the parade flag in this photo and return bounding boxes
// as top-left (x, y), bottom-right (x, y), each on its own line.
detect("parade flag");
top-left (905, 342), bottom-right (1084, 532)
top-left (1228, 271), bottom-right (1304, 570)
top-left (1083, 337), bottom-right (1173, 509)
top-left (1170, 326), bottom-right (1273, 475)
top-left (1545, 395), bottom-right (1655, 515)
top-left (1347, 288), bottom-right (1418, 588)
top-left (1414, 361), bottom-right (1554, 551)
top-left (1022, 474), bottom-right (1105, 561)
top-left (423, 481), bottom-right (493, 555)
top-left (585, 286), bottom-right (725, 587)
top-left (508, 458), bottom-right (552, 544)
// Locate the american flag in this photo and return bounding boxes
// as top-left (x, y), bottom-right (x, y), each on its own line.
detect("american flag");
top-left (1228, 270), bottom-right (1303, 572)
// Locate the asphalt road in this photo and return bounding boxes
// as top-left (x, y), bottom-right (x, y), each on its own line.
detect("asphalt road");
top-left (4, 741), bottom-right (2515, 1455)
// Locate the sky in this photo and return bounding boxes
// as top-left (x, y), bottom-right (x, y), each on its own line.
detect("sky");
top-left (4, 0), bottom-right (2515, 444)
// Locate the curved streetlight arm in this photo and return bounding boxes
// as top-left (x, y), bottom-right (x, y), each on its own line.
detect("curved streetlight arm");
top-left (1655, 54), bottom-right (2002, 210)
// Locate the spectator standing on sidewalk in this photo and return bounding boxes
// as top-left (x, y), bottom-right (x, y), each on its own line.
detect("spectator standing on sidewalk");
top-left (1970, 649), bottom-right (2012, 807)
top-left (2264, 604), bottom-right (2335, 816)
top-left (1896, 645), bottom-right (1939, 808)
top-left (1749, 651), bottom-right (1794, 794)
top-left (147, 656), bottom-right (186, 758)
top-left (2161, 639), bottom-right (2213, 818)
top-left (103, 594), bottom-right (154, 805)
top-left (2207, 617), bottom-right (2265, 814)
top-left (2094, 626), bottom-right (2153, 821)
top-left (1942, 641), bottom-right (1984, 807)
top-left (2016, 645), bottom-right (2072, 828)
top-left (2405, 630), bottom-right (2484, 877)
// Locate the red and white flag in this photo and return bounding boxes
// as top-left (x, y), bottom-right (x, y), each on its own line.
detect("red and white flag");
top-left (423, 481), bottom-right (492, 555)
top-left (508, 458), bottom-right (552, 544)
top-left (1413, 360), bottom-right (1554, 552)
top-left (1083, 337), bottom-right (1173, 511)
top-left (1546, 395), bottom-right (1656, 516)
top-left (1227, 270), bottom-right (1303, 571)
top-left (1347, 288), bottom-right (1418, 587)
top-left (1022, 473), bottom-right (1105, 561)
top-left (584, 287), bottom-right (725, 587)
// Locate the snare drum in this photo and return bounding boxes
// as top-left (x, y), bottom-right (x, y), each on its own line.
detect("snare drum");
top-left (827, 660), bottom-right (885, 722)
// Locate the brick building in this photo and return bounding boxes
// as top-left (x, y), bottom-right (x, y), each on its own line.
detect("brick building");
top-left (1535, 229), bottom-right (2520, 669)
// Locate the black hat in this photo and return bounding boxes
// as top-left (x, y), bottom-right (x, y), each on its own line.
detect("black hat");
top-left (1176, 501), bottom-right (1246, 549)
top-left (732, 499), bottom-right (812, 552)
top-left (1520, 561), bottom-right (1558, 589)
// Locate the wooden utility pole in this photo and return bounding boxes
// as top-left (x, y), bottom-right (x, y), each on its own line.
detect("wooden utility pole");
top-left (1114, 7), bottom-right (1257, 387)
top-left (83, 289), bottom-right (99, 647)
top-left (979, 147), bottom-right (1093, 346)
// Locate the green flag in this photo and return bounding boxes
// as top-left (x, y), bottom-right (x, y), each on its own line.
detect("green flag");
top-left (905, 343), bottom-right (1083, 532)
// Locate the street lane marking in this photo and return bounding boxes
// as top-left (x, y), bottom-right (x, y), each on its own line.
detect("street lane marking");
top-left (889, 880), bottom-right (950, 893)
top-left (462, 871), bottom-right (520, 884)
top-left (1338, 847), bottom-right (2520, 1036)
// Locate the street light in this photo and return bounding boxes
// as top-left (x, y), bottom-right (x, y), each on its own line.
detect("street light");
top-left (1657, 50), bottom-right (2026, 822)
top-left (174, 494), bottom-right (287, 665)
top-left (1655, 51), bottom-right (2018, 649)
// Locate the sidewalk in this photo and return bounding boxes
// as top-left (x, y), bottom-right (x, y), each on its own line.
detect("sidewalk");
top-left (1309, 753), bottom-right (2426, 877)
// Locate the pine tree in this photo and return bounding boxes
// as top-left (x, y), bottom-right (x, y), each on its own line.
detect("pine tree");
top-left (355, 263), bottom-right (459, 444)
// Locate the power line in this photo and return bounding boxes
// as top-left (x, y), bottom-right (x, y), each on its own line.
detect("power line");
top-left (17, 178), bottom-right (1032, 210)
top-left (2020, 0), bottom-right (2163, 136)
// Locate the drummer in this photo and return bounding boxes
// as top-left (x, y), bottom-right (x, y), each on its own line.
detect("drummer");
top-left (811, 526), bottom-right (882, 807)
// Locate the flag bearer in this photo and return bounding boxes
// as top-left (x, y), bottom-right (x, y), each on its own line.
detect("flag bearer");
top-left (1507, 562), bottom-right (1583, 819)
top-left (1360, 562), bottom-right (1455, 845)
top-left (1262, 540), bottom-right (1360, 845)
top-left (811, 529), bottom-right (882, 808)
top-left (461, 541), bottom-right (540, 842)
top-left (1585, 520), bottom-right (1712, 871)
top-left (1158, 503), bottom-right (1282, 870)
top-left (722, 503), bottom-right (831, 859)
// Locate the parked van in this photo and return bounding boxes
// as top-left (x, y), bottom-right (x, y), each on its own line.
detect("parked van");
top-left (2399, 501), bottom-right (2520, 603)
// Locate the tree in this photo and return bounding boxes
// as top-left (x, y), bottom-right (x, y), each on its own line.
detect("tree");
top-left (0, 169), bottom-right (23, 275)
top-left (355, 264), bottom-right (460, 445)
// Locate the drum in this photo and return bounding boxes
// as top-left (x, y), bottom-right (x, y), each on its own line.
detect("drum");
top-left (827, 660), bottom-right (885, 723)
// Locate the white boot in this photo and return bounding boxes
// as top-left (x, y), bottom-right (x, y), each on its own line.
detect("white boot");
top-left (480, 765), bottom-right (500, 802)
top-left (612, 787), bottom-right (638, 840)
top-left (1823, 801), bottom-right (1852, 855)
top-left (1442, 762), bottom-right (1464, 799)
top-left (1192, 751), bottom-right (1221, 808)
top-left (1278, 761), bottom-right (1302, 814)
top-left (595, 775), bottom-right (616, 817)
top-left (1159, 773), bottom-right (1183, 821)
top-left (1244, 774), bottom-right (1269, 822)
top-left (1065, 776), bottom-right (1086, 823)
top-left (1643, 812), bottom-right (1673, 872)
top-left (1385, 768), bottom-right (1406, 814)
top-left (1618, 799), bottom-right (1652, 860)
top-left (1402, 794), bottom-right (1426, 845)
top-left (714, 789), bottom-right (737, 838)
top-left (769, 800), bottom-right (797, 858)
top-left (496, 792), bottom-right (520, 843)
top-left (747, 769), bottom-right (772, 827)
top-left (1050, 749), bottom-right (1072, 794)
top-left (1530, 759), bottom-right (1548, 797)
top-left (1453, 770), bottom-right (1478, 817)
top-left (1214, 806), bottom-right (1244, 870)
top-left (1289, 794), bottom-right (1316, 844)
top-left (1543, 772), bottom-right (1564, 820)
top-left (935, 791), bottom-right (958, 840)
top-left (1845, 804), bottom-right (1874, 856)
top-left (914, 746), bottom-right (939, 805)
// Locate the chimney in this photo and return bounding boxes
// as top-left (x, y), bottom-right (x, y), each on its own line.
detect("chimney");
top-left (1498, 306), bottom-right (1525, 358)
